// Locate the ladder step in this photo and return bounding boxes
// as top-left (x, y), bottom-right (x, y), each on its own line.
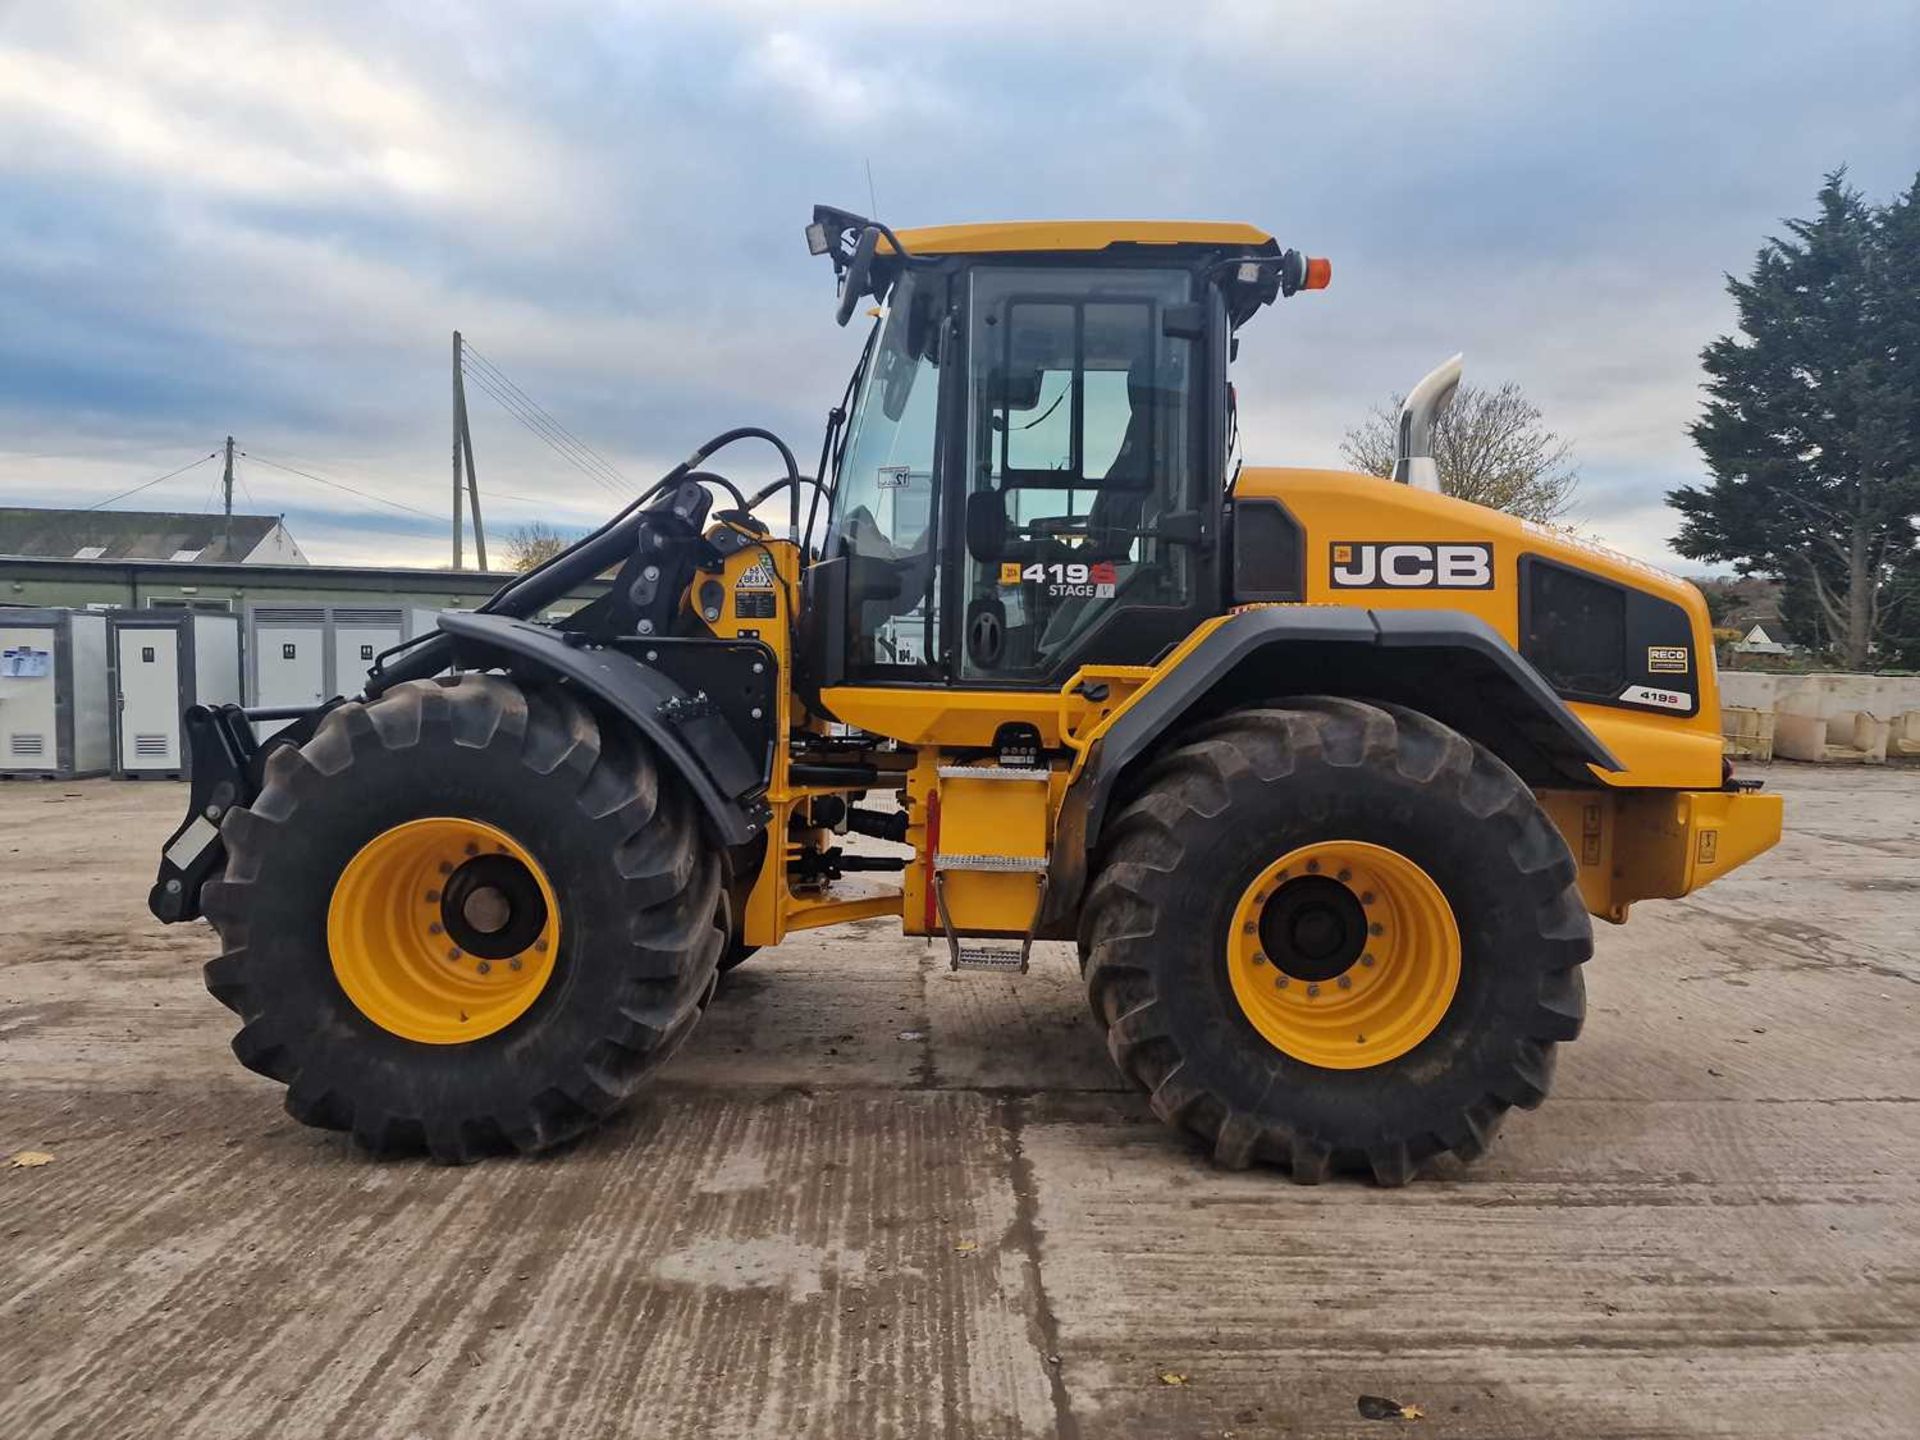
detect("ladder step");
top-left (935, 852), bottom-right (1048, 873)
top-left (954, 946), bottom-right (1026, 971)
top-left (936, 765), bottom-right (1050, 782)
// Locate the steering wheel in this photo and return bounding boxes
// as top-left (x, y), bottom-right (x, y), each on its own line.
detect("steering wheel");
top-left (1023, 516), bottom-right (1092, 539)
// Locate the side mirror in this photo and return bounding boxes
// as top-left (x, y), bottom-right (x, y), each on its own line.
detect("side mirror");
top-left (965, 490), bottom-right (1007, 563)
top-left (986, 366), bottom-right (1044, 410)
top-left (1161, 303), bottom-right (1205, 340)
top-left (1150, 509), bottom-right (1203, 545)
top-left (836, 226), bottom-right (882, 328)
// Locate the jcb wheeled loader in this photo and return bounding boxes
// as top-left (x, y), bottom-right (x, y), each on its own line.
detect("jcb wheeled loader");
top-left (149, 207), bottom-right (1782, 1183)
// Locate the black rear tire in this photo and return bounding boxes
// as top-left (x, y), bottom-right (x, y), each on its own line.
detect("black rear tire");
top-left (1079, 697), bottom-right (1589, 1185)
top-left (203, 674), bottom-right (726, 1162)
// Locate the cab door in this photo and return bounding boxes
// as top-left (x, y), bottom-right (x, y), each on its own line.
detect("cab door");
top-left (953, 265), bottom-right (1219, 684)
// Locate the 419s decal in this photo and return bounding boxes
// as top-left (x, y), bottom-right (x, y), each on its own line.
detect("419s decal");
top-left (1329, 542), bottom-right (1494, 589)
top-left (1001, 560), bottom-right (1118, 598)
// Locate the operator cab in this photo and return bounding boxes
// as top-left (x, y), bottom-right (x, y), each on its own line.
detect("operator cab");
top-left (804, 207), bottom-right (1326, 691)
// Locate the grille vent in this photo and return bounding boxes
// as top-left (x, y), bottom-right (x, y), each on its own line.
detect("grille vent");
top-left (253, 607), bottom-right (325, 625)
top-left (9, 734), bottom-right (46, 757)
top-left (331, 608), bottom-right (403, 626)
top-left (134, 734), bottom-right (169, 757)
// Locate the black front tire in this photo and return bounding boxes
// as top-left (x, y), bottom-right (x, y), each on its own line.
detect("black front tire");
top-left (203, 675), bottom-right (726, 1162)
top-left (1079, 697), bottom-right (1589, 1185)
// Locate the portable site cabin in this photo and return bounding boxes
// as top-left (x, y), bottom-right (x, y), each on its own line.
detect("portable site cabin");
top-left (108, 609), bottom-right (243, 778)
top-left (0, 607), bottom-right (111, 779)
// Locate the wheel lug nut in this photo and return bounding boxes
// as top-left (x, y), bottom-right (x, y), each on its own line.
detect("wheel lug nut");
top-left (447, 948), bottom-right (462, 961)
top-left (535, 940), bottom-right (548, 953)
top-left (1337, 869), bottom-right (1351, 882)
top-left (509, 959), bottom-right (522, 971)
top-left (1306, 983), bottom-right (1320, 998)
top-left (1369, 923), bottom-right (1384, 936)
top-left (464, 843), bottom-right (479, 857)
top-left (1361, 953), bottom-right (1375, 967)
top-left (1276, 976), bottom-right (1289, 989)
top-left (1252, 952), bottom-right (1267, 966)
top-left (1243, 922), bottom-right (1257, 933)
top-left (429, 922), bottom-right (443, 935)
top-left (439, 862), bottom-right (453, 876)
top-left (1361, 892), bottom-right (1375, 905)
top-left (477, 961), bottom-right (491, 975)
top-left (1337, 975), bottom-right (1352, 990)
top-left (426, 889), bottom-right (440, 903)
top-left (1306, 860), bottom-right (1319, 873)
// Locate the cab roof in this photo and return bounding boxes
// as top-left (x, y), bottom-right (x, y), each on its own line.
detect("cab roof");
top-left (890, 220), bottom-right (1274, 256)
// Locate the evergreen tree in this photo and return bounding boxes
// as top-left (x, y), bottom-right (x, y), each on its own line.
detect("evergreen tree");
top-left (1669, 170), bottom-right (1920, 669)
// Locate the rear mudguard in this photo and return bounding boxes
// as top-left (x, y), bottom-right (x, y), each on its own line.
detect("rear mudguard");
top-left (1039, 605), bottom-right (1621, 934)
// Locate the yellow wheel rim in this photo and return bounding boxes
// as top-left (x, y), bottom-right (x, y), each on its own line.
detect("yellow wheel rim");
top-left (1225, 840), bottom-right (1460, 1070)
top-left (328, 817), bottom-right (561, 1045)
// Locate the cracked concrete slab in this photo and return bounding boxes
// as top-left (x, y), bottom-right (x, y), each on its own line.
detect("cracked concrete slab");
top-left (1, 764), bottom-right (1915, 1438)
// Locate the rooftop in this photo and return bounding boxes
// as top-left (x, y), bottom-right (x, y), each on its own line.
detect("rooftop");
top-left (890, 220), bottom-right (1274, 256)
top-left (0, 507), bottom-right (287, 563)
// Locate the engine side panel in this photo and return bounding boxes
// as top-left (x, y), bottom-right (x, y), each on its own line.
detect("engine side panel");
top-left (1231, 466), bottom-right (1727, 789)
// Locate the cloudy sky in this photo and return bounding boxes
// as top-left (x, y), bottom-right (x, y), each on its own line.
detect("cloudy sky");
top-left (1, 0), bottom-right (1914, 569)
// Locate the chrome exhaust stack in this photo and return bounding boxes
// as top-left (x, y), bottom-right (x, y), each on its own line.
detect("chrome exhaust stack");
top-left (1391, 353), bottom-right (1462, 493)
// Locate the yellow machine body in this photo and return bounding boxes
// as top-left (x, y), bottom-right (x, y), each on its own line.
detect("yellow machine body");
top-left (707, 464), bottom-right (1780, 948)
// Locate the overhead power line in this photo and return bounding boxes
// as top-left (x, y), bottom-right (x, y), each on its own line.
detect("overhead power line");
top-left (241, 450), bottom-right (441, 522)
top-left (459, 341), bottom-right (633, 495)
top-left (461, 343), bottom-right (628, 488)
top-left (460, 362), bottom-right (627, 496)
top-left (84, 452), bottom-right (220, 510)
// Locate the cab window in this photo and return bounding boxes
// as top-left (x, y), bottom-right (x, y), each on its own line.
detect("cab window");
top-left (960, 267), bottom-right (1197, 679)
top-left (831, 270), bottom-right (944, 672)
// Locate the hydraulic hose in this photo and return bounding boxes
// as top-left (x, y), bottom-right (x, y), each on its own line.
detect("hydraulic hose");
top-left (368, 426), bottom-right (800, 694)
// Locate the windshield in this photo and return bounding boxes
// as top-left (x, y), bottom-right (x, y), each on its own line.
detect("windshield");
top-left (827, 268), bottom-right (944, 674)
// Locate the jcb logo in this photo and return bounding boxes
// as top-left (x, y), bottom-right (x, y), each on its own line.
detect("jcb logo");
top-left (1329, 541), bottom-right (1494, 589)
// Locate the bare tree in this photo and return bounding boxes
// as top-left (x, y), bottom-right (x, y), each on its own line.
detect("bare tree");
top-left (1340, 381), bottom-right (1579, 523)
top-left (502, 521), bottom-right (571, 571)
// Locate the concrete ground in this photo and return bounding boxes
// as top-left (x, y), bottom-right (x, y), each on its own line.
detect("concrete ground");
top-left (2, 764), bottom-right (1915, 1440)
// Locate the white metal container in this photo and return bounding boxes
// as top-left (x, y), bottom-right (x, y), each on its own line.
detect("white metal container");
top-left (0, 607), bottom-right (111, 779)
top-left (108, 610), bottom-right (243, 778)
top-left (245, 604), bottom-right (418, 736)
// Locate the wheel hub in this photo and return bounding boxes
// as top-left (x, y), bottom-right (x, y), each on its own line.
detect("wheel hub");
top-left (1225, 840), bottom-right (1460, 1070)
top-left (1259, 875), bottom-right (1368, 982)
top-left (328, 817), bottom-right (561, 1045)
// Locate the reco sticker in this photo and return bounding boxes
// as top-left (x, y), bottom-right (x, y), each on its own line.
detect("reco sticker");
top-left (1647, 645), bottom-right (1690, 674)
top-left (1329, 542), bottom-right (1493, 589)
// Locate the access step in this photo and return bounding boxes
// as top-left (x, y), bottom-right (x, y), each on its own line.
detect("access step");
top-left (934, 853), bottom-right (1049, 872)
top-left (952, 946), bottom-right (1026, 971)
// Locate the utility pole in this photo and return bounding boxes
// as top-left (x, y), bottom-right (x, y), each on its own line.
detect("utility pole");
top-left (452, 332), bottom-right (465, 570)
top-left (451, 331), bottom-right (488, 570)
top-left (221, 436), bottom-right (235, 557)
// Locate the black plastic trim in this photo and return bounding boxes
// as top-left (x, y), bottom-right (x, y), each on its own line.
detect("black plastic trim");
top-left (1038, 605), bottom-right (1621, 934)
top-left (438, 612), bottom-right (771, 845)
top-left (1518, 552), bottom-right (1700, 719)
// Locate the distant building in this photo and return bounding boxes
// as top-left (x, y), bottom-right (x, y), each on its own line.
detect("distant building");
top-left (1732, 623), bottom-right (1797, 655)
top-left (0, 507), bottom-right (308, 566)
